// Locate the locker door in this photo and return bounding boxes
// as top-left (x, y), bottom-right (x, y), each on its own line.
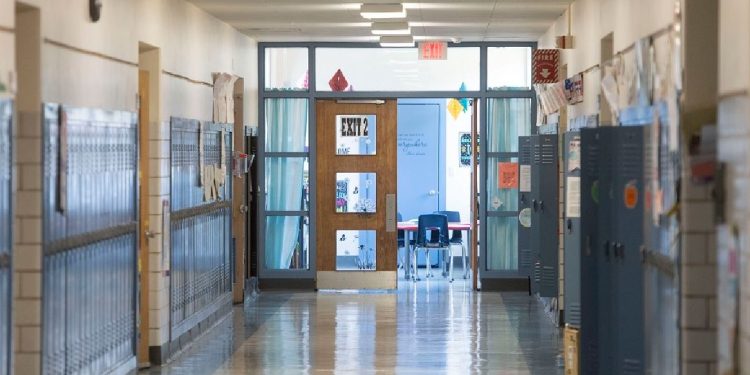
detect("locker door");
top-left (518, 136), bottom-right (533, 279)
top-left (614, 126), bottom-right (646, 374)
top-left (596, 127), bottom-right (616, 374)
top-left (563, 131), bottom-right (582, 327)
top-left (530, 135), bottom-right (541, 294)
top-left (0, 100), bottom-right (12, 375)
top-left (580, 128), bottom-right (602, 373)
top-left (538, 134), bottom-right (558, 298)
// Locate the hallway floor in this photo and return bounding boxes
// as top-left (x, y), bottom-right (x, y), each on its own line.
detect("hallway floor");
top-left (145, 276), bottom-right (562, 374)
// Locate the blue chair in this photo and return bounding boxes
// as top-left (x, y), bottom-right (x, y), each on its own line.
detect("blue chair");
top-left (412, 214), bottom-right (453, 282)
top-left (435, 210), bottom-right (469, 279)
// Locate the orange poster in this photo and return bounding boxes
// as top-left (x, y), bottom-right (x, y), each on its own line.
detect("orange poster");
top-left (498, 162), bottom-right (518, 189)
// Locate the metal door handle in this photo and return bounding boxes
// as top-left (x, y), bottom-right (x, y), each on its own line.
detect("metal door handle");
top-left (428, 190), bottom-right (438, 196)
top-left (539, 200), bottom-right (544, 212)
top-left (145, 230), bottom-right (156, 239)
top-left (532, 199), bottom-right (538, 211)
top-left (239, 204), bottom-right (248, 214)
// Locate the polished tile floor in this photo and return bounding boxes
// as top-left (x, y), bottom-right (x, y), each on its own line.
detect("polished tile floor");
top-left (145, 275), bottom-right (562, 374)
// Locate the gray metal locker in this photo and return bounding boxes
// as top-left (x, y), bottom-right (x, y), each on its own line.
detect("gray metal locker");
top-left (612, 125), bottom-right (646, 374)
top-left (518, 136), bottom-right (533, 282)
top-left (579, 127), bottom-right (610, 374)
top-left (530, 135), bottom-right (541, 294)
top-left (563, 131), bottom-right (582, 327)
top-left (596, 127), bottom-right (617, 374)
top-left (0, 99), bottom-right (12, 375)
top-left (534, 134), bottom-right (559, 298)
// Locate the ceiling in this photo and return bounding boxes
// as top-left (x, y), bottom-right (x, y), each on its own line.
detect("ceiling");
top-left (187, 0), bottom-right (573, 42)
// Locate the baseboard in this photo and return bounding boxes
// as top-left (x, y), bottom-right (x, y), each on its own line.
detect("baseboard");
top-left (479, 278), bottom-right (530, 291)
top-left (148, 299), bottom-right (233, 365)
top-left (258, 278), bottom-right (316, 290)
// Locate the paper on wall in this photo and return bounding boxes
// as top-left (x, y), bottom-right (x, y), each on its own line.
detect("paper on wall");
top-left (565, 176), bottom-right (581, 218)
top-left (519, 165), bottom-right (531, 193)
top-left (226, 75), bottom-right (239, 124)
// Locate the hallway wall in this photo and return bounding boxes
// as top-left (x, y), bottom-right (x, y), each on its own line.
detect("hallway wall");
top-left (718, 0), bottom-right (750, 371)
top-left (3, 0), bottom-right (258, 373)
top-left (539, 1), bottom-right (721, 374)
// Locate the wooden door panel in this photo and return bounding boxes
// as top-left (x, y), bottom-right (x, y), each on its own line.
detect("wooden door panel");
top-left (315, 100), bottom-right (397, 277)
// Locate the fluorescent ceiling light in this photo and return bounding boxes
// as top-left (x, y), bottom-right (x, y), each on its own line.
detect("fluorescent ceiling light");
top-left (371, 21), bottom-right (411, 35)
top-left (361, 4), bottom-right (406, 19)
top-left (379, 35), bottom-right (414, 47)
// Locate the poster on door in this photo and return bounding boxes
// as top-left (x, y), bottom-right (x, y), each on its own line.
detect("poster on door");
top-left (459, 132), bottom-right (472, 167)
top-left (336, 115), bottom-right (377, 155)
top-left (498, 162), bottom-right (518, 189)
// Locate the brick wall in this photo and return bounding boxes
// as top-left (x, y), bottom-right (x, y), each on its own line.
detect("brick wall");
top-left (13, 111), bottom-right (42, 374)
top-left (680, 172), bottom-right (717, 375)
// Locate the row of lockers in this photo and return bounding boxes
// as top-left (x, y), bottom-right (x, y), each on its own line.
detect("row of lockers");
top-left (520, 125), bottom-right (656, 374)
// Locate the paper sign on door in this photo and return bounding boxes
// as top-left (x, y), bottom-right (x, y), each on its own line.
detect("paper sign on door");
top-left (566, 176), bottom-right (581, 218)
top-left (519, 165), bottom-right (531, 192)
top-left (498, 162), bottom-right (518, 189)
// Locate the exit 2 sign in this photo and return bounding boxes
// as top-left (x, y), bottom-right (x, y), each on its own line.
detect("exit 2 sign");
top-left (419, 41), bottom-right (448, 60)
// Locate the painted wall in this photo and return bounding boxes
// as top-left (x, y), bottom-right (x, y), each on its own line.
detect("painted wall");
top-left (538, 0), bottom-right (675, 120)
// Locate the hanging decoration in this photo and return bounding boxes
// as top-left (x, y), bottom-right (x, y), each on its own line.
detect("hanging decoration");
top-left (447, 99), bottom-right (462, 120)
top-left (458, 82), bottom-right (470, 112)
top-left (328, 69), bottom-right (349, 92)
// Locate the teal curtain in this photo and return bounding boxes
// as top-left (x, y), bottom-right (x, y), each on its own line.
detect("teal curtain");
top-left (264, 99), bottom-right (308, 269)
top-left (485, 98), bottom-right (530, 271)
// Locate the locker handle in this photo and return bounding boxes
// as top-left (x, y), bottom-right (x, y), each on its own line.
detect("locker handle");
top-left (615, 243), bottom-right (624, 259)
top-left (603, 240), bottom-right (611, 261)
top-left (566, 218), bottom-right (572, 233)
top-left (532, 199), bottom-right (538, 211)
top-left (520, 194), bottom-right (526, 204)
top-left (539, 200), bottom-right (544, 212)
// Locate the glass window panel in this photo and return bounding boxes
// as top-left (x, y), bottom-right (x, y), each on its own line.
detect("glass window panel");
top-left (335, 173), bottom-right (376, 213)
top-left (336, 230), bottom-right (377, 271)
top-left (265, 157), bottom-right (309, 211)
top-left (487, 47), bottom-right (532, 91)
top-left (486, 216), bottom-right (518, 271)
top-left (487, 157), bottom-right (519, 212)
top-left (265, 98), bottom-right (309, 152)
top-left (265, 215), bottom-right (309, 270)
top-left (336, 114), bottom-right (377, 155)
top-left (264, 48), bottom-right (308, 91)
top-left (315, 47), bottom-right (480, 91)
top-left (487, 98), bottom-right (531, 153)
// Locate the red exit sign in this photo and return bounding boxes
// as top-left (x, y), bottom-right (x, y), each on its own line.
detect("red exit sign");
top-left (419, 41), bottom-right (447, 60)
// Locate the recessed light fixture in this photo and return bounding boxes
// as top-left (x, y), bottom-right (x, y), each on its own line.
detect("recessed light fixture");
top-left (379, 35), bottom-right (414, 48)
top-left (361, 3), bottom-right (406, 19)
top-left (371, 21), bottom-right (411, 35)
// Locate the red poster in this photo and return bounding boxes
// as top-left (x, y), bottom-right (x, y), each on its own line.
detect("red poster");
top-left (498, 162), bottom-right (518, 189)
top-left (532, 49), bottom-right (560, 84)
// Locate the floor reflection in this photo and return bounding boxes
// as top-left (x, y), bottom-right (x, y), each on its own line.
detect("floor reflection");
top-left (144, 275), bottom-right (562, 374)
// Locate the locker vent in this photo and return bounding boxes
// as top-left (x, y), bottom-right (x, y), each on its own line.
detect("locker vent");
top-left (584, 145), bottom-right (600, 178)
top-left (541, 265), bottom-right (556, 285)
top-left (622, 359), bottom-right (643, 374)
top-left (520, 248), bottom-right (533, 269)
top-left (519, 141), bottom-right (532, 164)
top-left (533, 262), bottom-right (541, 282)
top-left (541, 143), bottom-right (555, 164)
top-left (567, 302), bottom-right (582, 327)
top-left (533, 143), bottom-right (542, 164)
top-left (620, 143), bottom-right (642, 178)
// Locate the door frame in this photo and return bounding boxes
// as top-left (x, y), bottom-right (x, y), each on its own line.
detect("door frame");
top-left (257, 42), bottom-right (537, 290)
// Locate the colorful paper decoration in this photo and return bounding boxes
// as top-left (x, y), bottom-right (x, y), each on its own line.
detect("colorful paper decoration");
top-left (329, 69), bottom-right (349, 92)
top-left (458, 82), bottom-right (470, 112)
top-left (447, 99), bottom-right (462, 120)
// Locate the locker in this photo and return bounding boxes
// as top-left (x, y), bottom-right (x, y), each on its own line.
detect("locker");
top-left (518, 136), bottom-right (533, 282)
top-left (578, 127), bottom-right (610, 374)
top-left (531, 134), bottom-right (559, 298)
top-left (0, 99), bottom-right (12, 375)
top-left (595, 127), bottom-right (617, 374)
top-left (563, 131), bottom-right (582, 327)
top-left (612, 125), bottom-right (646, 374)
